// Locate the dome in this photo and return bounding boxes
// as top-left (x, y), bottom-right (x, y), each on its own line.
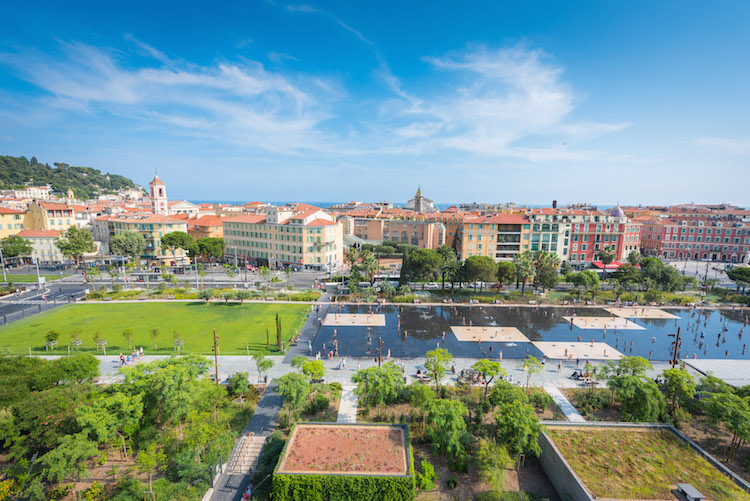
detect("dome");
top-left (610, 205), bottom-right (625, 218)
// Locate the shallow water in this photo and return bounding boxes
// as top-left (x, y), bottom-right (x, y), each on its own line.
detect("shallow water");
top-left (310, 305), bottom-right (750, 361)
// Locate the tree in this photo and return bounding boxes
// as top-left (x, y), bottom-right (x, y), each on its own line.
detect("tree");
top-left (253, 355), bottom-right (274, 381)
top-left (401, 248), bottom-right (444, 283)
top-left (346, 247), bottom-right (359, 266)
top-left (662, 368), bottom-right (696, 412)
top-left (137, 443), bottom-right (166, 497)
top-left (1, 236), bottom-right (33, 260)
top-left (188, 237), bottom-right (226, 263)
top-left (161, 231), bottom-right (193, 264)
top-left (702, 392), bottom-right (750, 461)
top-left (291, 355), bottom-right (307, 372)
top-left (567, 270), bottom-right (600, 300)
top-left (236, 290), bottom-right (252, 304)
top-left (520, 356), bottom-right (543, 393)
top-left (472, 359), bottom-right (507, 405)
top-left (374, 244), bottom-right (395, 257)
top-left (598, 245), bottom-right (616, 279)
top-left (277, 372), bottom-right (310, 410)
top-left (110, 231), bottom-right (146, 262)
top-left (532, 251), bottom-right (560, 291)
top-left (56, 226), bottom-right (96, 269)
top-left (513, 251), bottom-right (535, 297)
top-left (425, 399), bottom-right (468, 458)
top-left (284, 267), bottom-right (293, 289)
top-left (39, 433), bottom-right (99, 482)
top-left (496, 262), bottom-right (516, 288)
top-left (628, 250), bottom-right (642, 266)
top-left (353, 362), bottom-right (405, 407)
top-left (122, 328), bottom-right (134, 350)
top-left (442, 259), bottom-right (462, 291)
top-left (608, 375), bottom-right (665, 422)
top-left (224, 263), bottom-right (238, 281)
top-left (727, 267), bottom-right (750, 294)
top-left (425, 348), bottom-right (452, 391)
top-left (197, 288), bottom-right (215, 303)
top-left (302, 360), bottom-right (326, 381)
top-left (76, 392), bottom-right (143, 459)
top-left (54, 353), bottom-right (100, 383)
top-left (361, 253), bottom-right (379, 284)
top-left (609, 264), bottom-right (643, 295)
top-left (149, 327), bottom-right (160, 350)
top-left (462, 255), bottom-right (497, 292)
top-left (275, 313), bottom-right (282, 351)
top-left (494, 400), bottom-right (541, 457)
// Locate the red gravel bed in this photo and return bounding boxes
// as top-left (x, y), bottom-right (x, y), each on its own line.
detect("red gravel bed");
top-left (278, 424), bottom-right (408, 475)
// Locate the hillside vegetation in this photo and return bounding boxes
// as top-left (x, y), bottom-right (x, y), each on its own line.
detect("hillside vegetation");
top-left (0, 155), bottom-right (143, 199)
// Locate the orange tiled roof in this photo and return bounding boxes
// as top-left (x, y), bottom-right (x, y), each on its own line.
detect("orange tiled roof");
top-left (17, 229), bottom-right (61, 237)
top-left (227, 214), bottom-right (267, 224)
top-left (0, 207), bottom-right (24, 214)
top-left (466, 213), bottom-right (528, 224)
top-left (306, 219), bottom-right (337, 226)
top-left (110, 215), bottom-right (186, 224)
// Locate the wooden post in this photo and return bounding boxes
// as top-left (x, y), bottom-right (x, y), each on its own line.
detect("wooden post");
top-left (213, 328), bottom-right (220, 385)
top-left (28, 347), bottom-right (31, 356)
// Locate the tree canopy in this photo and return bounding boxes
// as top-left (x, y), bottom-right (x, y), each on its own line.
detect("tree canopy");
top-left (110, 231), bottom-right (147, 260)
top-left (1, 236), bottom-right (33, 259)
top-left (188, 237), bottom-right (226, 262)
top-left (353, 362), bottom-right (405, 407)
top-left (55, 226), bottom-right (96, 265)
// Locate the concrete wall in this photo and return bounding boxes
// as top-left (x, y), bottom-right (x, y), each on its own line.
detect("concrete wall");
top-left (537, 431), bottom-right (593, 501)
top-left (538, 421), bottom-right (750, 499)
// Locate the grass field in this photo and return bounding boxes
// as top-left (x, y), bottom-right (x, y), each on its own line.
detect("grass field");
top-left (0, 302), bottom-right (310, 355)
top-left (2, 273), bottom-right (65, 283)
top-left (546, 427), bottom-right (750, 500)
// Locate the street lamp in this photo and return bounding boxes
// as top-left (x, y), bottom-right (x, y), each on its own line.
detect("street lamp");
top-left (0, 248), bottom-right (5, 283)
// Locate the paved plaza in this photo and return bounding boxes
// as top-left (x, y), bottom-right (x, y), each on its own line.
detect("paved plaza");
top-left (562, 316), bottom-right (645, 330)
top-left (450, 326), bottom-right (529, 343)
top-left (604, 307), bottom-right (679, 319)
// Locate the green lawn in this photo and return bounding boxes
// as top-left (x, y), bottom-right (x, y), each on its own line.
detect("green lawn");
top-left (546, 427), bottom-right (750, 500)
top-left (3, 273), bottom-right (65, 283)
top-left (0, 302), bottom-right (310, 355)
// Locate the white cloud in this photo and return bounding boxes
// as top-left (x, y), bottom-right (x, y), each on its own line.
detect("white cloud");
top-left (0, 40), bottom-right (627, 163)
top-left (697, 137), bottom-right (750, 155)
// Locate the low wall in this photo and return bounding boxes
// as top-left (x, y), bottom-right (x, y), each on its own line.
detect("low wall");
top-left (538, 421), bottom-right (750, 499)
top-left (537, 431), bottom-right (593, 501)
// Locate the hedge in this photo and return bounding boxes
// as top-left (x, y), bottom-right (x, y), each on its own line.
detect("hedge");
top-left (272, 424), bottom-right (415, 501)
top-left (271, 472), bottom-right (415, 501)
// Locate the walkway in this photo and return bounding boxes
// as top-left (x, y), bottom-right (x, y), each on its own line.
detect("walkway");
top-left (543, 383), bottom-right (585, 422)
top-left (208, 385), bottom-right (283, 501)
top-left (336, 385), bottom-right (358, 423)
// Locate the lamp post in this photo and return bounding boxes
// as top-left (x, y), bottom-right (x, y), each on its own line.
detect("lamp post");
top-left (0, 248), bottom-right (5, 283)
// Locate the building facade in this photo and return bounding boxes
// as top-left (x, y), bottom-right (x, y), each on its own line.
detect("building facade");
top-left (107, 214), bottom-right (190, 266)
top-left (223, 204), bottom-right (343, 271)
top-left (459, 214), bottom-right (529, 260)
top-left (0, 208), bottom-right (25, 238)
top-left (25, 201), bottom-right (75, 232)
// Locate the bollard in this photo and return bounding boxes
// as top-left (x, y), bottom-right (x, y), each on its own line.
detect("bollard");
top-left (246, 346), bottom-right (249, 356)
top-left (38, 304), bottom-right (42, 313)
top-left (28, 347), bottom-right (31, 356)
top-left (68, 346), bottom-right (70, 356)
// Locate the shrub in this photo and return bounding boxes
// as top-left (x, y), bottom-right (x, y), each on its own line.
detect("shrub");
top-left (88, 291), bottom-right (104, 299)
top-left (329, 382), bottom-right (343, 392)
top-left (112, 282), bottom-right (123, 293)
top-left (446, 476), bottom-right (458, 489)
top-left (528, 391), bottom-right (554, 410)
top-left (416, 459), bottom-right (437, 490)
top-left (83, 482), bottom-right (107, 501)
top-left (227, 371), bottom-right (249, 398)
top-left (303, 394), bottom-right (330, 415)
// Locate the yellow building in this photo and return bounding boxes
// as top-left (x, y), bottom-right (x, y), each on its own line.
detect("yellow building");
top-left (223, 204), bottom-right (343, 272)
top-left (108, 214), bottom-right (190, 266)
top-left (459, 214), bottom-right (530, 261)
top-left (25, 201), bottom-right (75, 231)
top-left (0, 208), bottom-right (25, 238)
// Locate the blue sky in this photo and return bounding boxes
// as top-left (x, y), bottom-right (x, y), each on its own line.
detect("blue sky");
top-left (0, 1), bottom-right (748, 206)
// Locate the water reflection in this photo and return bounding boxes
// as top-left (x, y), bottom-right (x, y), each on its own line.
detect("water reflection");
top-left (309, 305), bottom-right (750, 361)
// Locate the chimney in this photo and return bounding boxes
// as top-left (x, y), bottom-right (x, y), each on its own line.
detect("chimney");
top-left (552, 200), bottom-right (557, 209)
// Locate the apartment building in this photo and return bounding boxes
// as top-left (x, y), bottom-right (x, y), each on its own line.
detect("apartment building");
top-left (459, 214), bottom-right (529, 260)
top-left (640, 217), bottom-right (750, 263)
top-left (223, 204), bottom-right (343, 272)
top-left (0, 207), bottom-right (25, 238)
top-left (25, 201), bottom-right (75, 232)
top-left (338, 215), bottom-right (445, 249)
top-left (107, 214), bottom-right (190, 266)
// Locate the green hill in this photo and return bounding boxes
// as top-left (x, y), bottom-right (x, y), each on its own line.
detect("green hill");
top-left (0, 155), bottom-right (144, 200)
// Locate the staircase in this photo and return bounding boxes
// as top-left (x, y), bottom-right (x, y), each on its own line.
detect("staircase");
top-left (227, 433), bottom-right (266, 474)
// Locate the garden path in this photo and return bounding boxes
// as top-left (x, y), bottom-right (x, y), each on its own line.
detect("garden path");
top-left (543, 383), bottom-right (585, 422)
top-left (336, 384), bottom-right (358, 423)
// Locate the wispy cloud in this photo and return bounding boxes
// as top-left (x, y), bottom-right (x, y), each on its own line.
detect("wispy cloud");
top-left (0, 38), bottom-right (626, 162)
top-left (383, 45), bottom-right (629, 160)
top-left (697, 137), bottom-right (750, 155)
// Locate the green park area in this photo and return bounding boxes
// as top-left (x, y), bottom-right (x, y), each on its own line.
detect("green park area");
top-left (3, 273), bottom-right (64, 283)
top-left (545, 427), bottom-right (750, 500)
top-left (0, 302), bottom-right (310, 355)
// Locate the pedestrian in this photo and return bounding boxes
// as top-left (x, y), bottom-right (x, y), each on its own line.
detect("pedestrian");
top-left (557, 361), bottom-right (561, 372)
top-left (342, 358), bottom-right (346, 369)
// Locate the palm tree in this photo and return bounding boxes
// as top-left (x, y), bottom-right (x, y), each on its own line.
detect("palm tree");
top-left (442, 260), bottom-right (462, 291)
top-left (513, 251), bottom-right (535, 297)
top-left (599, 245), bottom-right (616, 280)
top-left (346, 247), bottom-right (360, 267)
top-left (361, 254), bottom-right (379, 284)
